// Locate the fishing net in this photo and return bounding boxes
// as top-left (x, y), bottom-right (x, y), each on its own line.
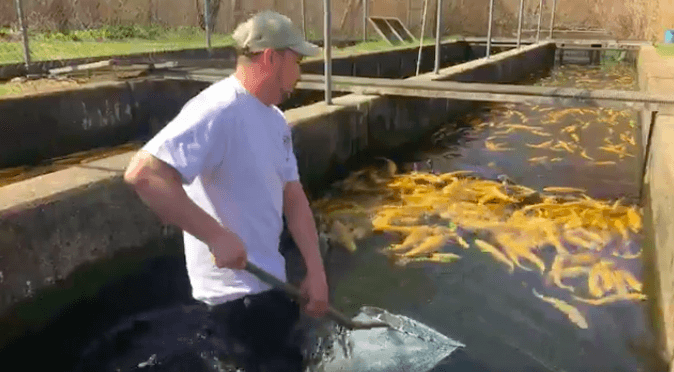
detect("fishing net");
top-left (303, 306), bottom-right (464, 372)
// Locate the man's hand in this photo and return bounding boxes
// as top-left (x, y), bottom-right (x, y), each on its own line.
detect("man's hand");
top-left (208, 229), bottom-right (247, 270)
top-left (300, 271), bottom-right (329, 318)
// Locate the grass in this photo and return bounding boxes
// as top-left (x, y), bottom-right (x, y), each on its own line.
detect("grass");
top-left (0, 31), bottom-right (458, 98)
top-left (0, 25), bottom-right (235, 64)
top-left (0, 23), bottom-right (458, 65)
top-left (655, 44), bottom-right (674, 58)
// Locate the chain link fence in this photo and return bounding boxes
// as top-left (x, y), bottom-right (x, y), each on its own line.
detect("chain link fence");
top-left (0, 0), bottom-right (655, 70)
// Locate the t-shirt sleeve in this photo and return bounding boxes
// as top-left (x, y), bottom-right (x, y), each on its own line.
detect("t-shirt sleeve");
top-left (282, 128), bottom-right (300, 184)
top-left (142, 104), bottom-right (228, 185)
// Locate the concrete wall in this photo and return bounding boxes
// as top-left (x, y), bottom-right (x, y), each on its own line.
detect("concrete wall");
top-left (0, 40), bottom-right (481, 169)
top-left (0, 42), bottom-right (556, 363)
top-left (421, 42), bottom-right (556, 83)
top-left (638, 45), bottom-right (674, 371)
top-left (0, 79), bottom-right (209, 168)
top-left (0, 46), bottom-right (239, 81)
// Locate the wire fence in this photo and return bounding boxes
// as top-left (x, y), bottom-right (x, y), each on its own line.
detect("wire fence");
top-left (0, 0), bottom-right (655, 69)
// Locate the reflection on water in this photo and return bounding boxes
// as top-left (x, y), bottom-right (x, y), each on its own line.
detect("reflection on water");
top-left (314, 63), bottom-right (659, 372)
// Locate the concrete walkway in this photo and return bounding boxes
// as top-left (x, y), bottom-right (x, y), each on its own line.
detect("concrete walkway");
top-left (638, 45), bottom-right (674, 371)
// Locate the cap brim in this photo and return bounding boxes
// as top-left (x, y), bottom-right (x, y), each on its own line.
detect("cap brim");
top-left (289, 41), bottom-right (321, 57)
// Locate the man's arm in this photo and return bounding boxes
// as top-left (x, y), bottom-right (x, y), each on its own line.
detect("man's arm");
top-left (283, 180), bottom-right (329, 317)
top-left (124, 150), bottom-right (247, 269)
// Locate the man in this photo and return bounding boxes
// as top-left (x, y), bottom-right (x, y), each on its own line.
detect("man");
top-left (123, 10), bottom-right (329, 371)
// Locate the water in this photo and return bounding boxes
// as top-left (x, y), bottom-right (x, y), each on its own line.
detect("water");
top-left (0, 63), bottom-right (658, 372)
top-left (321, 62), bottom-right (657, 372)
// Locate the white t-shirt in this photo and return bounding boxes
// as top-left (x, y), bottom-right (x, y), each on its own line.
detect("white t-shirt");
top-left (142, 75), bottom-right (300, 306)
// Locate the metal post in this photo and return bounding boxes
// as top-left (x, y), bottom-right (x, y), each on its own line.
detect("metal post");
top-left (363, 0), bottom-right (368, 42)
top-left (536, 0), bottom-right (543, 43)
top-left (486, 0), bottom-right (494, 58)
top-left (14, 0), bottom-right (31, 67)
top-left (416, 0), bottom-right (429, 76)
top-left (516, 0), bottom-right (525, 48)
top-left (549, 0), bottom-right (556, 39)
top-left (407, 0), bottom-right (412, 28)
top-left (324, 0), bottom-right (332, 104)
top-left (301, 0), bottom-right (307, 37)
top-left (204, 0), bottom-right (212, 49)
top-left (434, 0), bottom-right (442, 73)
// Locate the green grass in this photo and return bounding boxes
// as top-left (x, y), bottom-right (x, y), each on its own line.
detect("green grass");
top-left (0, 24), bottom-right (457, 65)
top-left (0, 26), bottom-right (235, 64)
top-left (656, 44), bottom-right (674, 58)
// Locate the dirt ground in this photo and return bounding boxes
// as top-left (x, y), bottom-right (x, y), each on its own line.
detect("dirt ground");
top-left (0, 69), bottom-right (146, 98)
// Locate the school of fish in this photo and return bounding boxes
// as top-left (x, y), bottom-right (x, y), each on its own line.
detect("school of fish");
top-left (309, 63), bottom-right (644, 331)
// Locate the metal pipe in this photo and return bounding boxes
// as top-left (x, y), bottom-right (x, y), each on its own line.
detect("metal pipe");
top-left (416, 0), bottom-right (430, 76)
top-left (324, 0), bottom-right (332, 104)
top-left (486, 0), bottom-right (495, 58)
top-left (407, 0), bottom-right (412, 28)
top-left (204, 0), bottom-right (212, 49)
top-left (536, 0), bottom-right (543, 42)
top-left (549, 0), bottom-right (556, 39)
top-left (14, 0), bottom-right (31, 67)
top-left (434, 0), bottom-right (442, 73)
top-left (301, 0), bottom-right (307, 37)
top-left (363, 0), bottom-right (368, 41)
top-left (516, 0), bottom-right (525, 48)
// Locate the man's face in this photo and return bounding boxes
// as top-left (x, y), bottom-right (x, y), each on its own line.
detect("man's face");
top-left (270, 49), bottom-right (302, 104)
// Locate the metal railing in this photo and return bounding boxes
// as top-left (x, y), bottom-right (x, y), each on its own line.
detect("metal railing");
top-left (1, 0), bottom-right (622, 106)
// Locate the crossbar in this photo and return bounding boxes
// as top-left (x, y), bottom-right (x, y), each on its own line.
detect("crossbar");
top-left (157, 68), bottom-right (674, 111)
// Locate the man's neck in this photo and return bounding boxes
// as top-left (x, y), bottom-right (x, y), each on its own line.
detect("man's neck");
top-left (233, 66), bottom-right (275, 106)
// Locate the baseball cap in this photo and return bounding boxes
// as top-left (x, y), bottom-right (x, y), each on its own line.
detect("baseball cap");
top-left (233, 10), bottom-right (321, 57)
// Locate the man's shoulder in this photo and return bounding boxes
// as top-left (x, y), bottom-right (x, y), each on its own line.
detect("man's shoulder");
top-left (183, 77), bottom-right (244, 119)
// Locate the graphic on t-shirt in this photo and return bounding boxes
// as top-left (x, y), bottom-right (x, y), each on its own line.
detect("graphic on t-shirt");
top-left (283, 134), bottom-right (291, 161)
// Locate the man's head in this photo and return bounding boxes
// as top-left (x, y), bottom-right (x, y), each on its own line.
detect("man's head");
top-left (233, 11), bottom-right (320, 106)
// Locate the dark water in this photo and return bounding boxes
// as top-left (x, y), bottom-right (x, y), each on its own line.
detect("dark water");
top-left (324, 63), bottom-right (659, 372)
top-left (0, 63), bottom-right (658, 372)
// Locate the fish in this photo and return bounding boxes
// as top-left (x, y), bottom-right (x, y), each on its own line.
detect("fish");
top-left (612, 250), bottom-right (642, 260)
top-left (528, 156), bottom-right (548, 164)
top-left (403, 253), bottom-right (462, 264)
top-left (531, 130), bottom-right (552, 137)
top-left (580, 149), bottom-right (595, 161)
top-left (389, 226), bottom-right (435, 252)
top-left (485, 140), bottom-right (513, 151)
top-left (573, 292), bottom-right (647, 306)
top-left (526, 140), bottom-right (554, 149)
top-left (592, 161), bottom-right (616, 166)
top-left (543, 187), bottom-right (586, 194)
top-left (619, 270), bottom-right (643, 292)
top-left (330, 220), bottom-right (358, 252)
top-left (549, 254), bottom-right (576, 292)
top-left (532, 288), bottom-right (589, 329)
top-left (474, 239), bottom-right (515, 273)
top-left (555, 140), bottom-right (576, 154)
top-left (562, 124), bottom-right (578, 133)
top-left (626, 208), bottom-right (642, 232)
top-left (404, 234), bottom-right (448, 257)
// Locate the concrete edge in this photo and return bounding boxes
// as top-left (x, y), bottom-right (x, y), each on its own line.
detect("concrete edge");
top-left (0, 153), bottom-right (130, 217)
top-left (638, 44), bottom-right (674, 371)
top-left (409, 41), bottom-right (556, 82)
top-left (0, 41), bottom-right (556, 216)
